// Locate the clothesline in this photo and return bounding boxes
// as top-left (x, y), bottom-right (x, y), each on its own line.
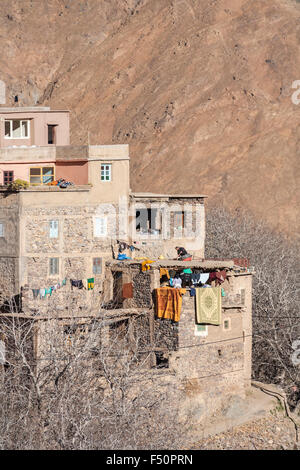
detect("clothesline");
top-left (30, 276), bottom-right (96, 300)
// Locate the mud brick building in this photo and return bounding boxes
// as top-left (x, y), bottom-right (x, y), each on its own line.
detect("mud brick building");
top-left (102, 259), bottom-right (252, 428)
top-left (0, 106), bottom-right (254, 430)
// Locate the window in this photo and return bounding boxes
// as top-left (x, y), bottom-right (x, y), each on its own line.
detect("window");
top-left (93, 258), bottom-right (102, 275)
top-left (154, 351), bottom-right (169, 369)
top-left (48, 125), bottom-right (57, 145)
top-left (49, 220), bottom-right (59, 238)
top-left (49, 257), bottom-right (59, 275)
top-left (174, 211), bottom-right (185, 230)
top-left (0, 223), bottom-right (4, 238)
top-left (194, 324), bottom-right (208, 337)
top-left (101, 164), bottom-right (111, 181)
top-left (30, 167), bottom-right (54, 185)
top-left (135, 208), bottom-right (160, 234)
top-left (5, 120), bottom-right (30, 139)
top-left (94, 217), bottom-right (107, 237)
top-left (223, 319), bottom-right (231, 331)
top-left (3, 171), bottom-right (14, 186)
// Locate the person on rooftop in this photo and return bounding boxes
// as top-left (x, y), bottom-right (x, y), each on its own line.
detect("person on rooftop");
top-left (175, 246), bottom-right (192, 261)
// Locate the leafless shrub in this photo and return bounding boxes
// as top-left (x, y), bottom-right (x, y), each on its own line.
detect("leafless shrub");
top-left (205, 206), bottom-right (300, 409)
top-left (0, 286), bottom-right (183, 450)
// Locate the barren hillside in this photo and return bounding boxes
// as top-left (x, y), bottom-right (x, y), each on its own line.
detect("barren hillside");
top-left (1, 0), bottom-right (299, 236)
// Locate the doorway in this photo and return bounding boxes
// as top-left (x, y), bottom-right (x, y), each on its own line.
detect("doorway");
top-left (48, 124), bottom-right (57, 145)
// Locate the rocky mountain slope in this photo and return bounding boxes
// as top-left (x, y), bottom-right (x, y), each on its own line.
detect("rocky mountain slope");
top-left (1, 0), bottom-right (299, 236)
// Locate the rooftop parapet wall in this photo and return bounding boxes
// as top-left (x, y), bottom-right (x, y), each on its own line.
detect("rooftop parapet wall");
top-left (0, 144), bottom-right (129, 163)
top-left (0, 146), bottom-right (56, 162)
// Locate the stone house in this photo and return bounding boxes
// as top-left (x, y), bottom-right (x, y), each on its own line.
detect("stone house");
top-left (0, 105), bottom-right (254, 431)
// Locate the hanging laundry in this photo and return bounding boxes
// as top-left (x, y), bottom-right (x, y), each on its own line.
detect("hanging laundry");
top-left (117, 253), bottom-right (131, 260)
top-left (155, 287), bottom-right (186, 322)
top-left (39, 288), bottom-right (46, 299)
top-left (180, 273), bottom-right (192, 288)
top-left (195, 287), bottom-right (221, 326)
top-left (45, 287), bottom-right (53, 297)
top-left (183, 268), bottom-right (192, 274)
top-left (62, 279), bottom-right (67, 286)
top-left (200, 273), bottom-right (210, 284)
top-left (83, 279), bottom-right (88, 290)
top-left (169, 270), bottom-right (177, 278)
top-left (190, 287), bottom-right (196, 297)
top-left (216, 270), bottom-right (227, 285)
top-left (191, 273), bottom-right (201, 285)
top-left (173, 277), bottom-right (182, 288)
top-left (209, 270), bottom-right (227, 286)
top-left (70, 279), bottom-right (84, 289)
top-left (122, 282), bottom-right (133, 298)
top-left (32, 289), bottom-right (40, 299)
top-left (160, 268), bottom-right (170, 279)
top-left (87, 278), bottom-right (95, 290)
top-left (141, 259), bottom-right (155, 272)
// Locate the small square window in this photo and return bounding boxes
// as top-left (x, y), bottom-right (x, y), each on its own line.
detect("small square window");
top-left (101, 164), bottom-right (111, 181)
top-left (49, 257), bottom-right (59, 275)
top-left (195, 324), bottom-right (208, 337)
top-left (93, 258), bottom-right (102, 275)
top-left (223, 319), bottom-right (231, 331)
top-left (94, 217), bottom-right (107, 237)
top-left (3, 171), bottom-right (14, 185)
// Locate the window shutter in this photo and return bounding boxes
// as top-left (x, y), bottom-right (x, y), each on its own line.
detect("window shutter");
top-left (94, 217), bottom-right (107, 237)
top-left (0, 223), bottom-right (4, 237)
top-left (49, 220), bottom-right (59, 238)
top-left (93, 258), bottom-right (102, 274)
top-left (49, 258), bottom-right (59, 275)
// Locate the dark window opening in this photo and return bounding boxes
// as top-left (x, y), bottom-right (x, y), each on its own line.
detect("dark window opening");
top-left (3, 171), bottom-right (14, 185)
top-left (48, 125), bottom-right (57, 145)
top-left (154, 351), bottom-right (169, 368)
top-left (135, 208), bottom-right (160, 234)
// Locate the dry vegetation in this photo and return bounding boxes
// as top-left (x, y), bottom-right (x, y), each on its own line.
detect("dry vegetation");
top-left (0, 297), bottom-right (183, 450)
top-left (206, 206), bottom-right (300, 410)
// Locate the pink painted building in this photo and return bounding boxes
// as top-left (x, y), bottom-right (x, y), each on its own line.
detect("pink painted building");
top-left (0, 106), bottom-right (90, 185)
top-left (0, 107), bottom-right (70, 148)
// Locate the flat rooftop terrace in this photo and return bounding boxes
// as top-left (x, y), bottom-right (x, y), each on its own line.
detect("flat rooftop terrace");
top-left (107, 259), bottom-right (234, 269)
top-left (0, 184), bottom-right (91, 193)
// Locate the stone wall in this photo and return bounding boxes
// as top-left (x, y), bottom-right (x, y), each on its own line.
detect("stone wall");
top-left (167, 273), bottom-right (252, 426)
top-left (0, 192), bottom-right (20, 304)
top-left (129, 197), bottom-right (205, 259)
top-left (20, 203), bottom-right (122, 315)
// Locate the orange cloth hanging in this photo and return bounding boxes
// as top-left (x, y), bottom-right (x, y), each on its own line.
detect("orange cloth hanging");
top-left (155, 287), bottom-right (186, 322)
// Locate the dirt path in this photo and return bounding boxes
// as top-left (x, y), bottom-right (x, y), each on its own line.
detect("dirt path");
top-left (191, 412), bottom-right (298, 450)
